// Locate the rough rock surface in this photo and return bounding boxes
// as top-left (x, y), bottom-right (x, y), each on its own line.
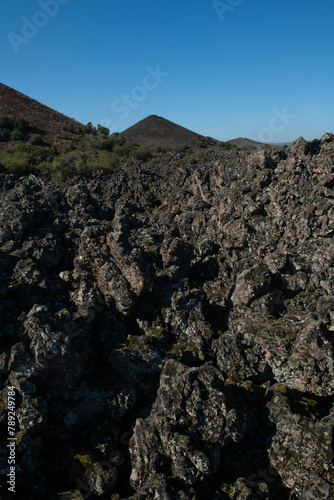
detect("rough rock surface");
top-left (0, 134), bottom-right (334, 499)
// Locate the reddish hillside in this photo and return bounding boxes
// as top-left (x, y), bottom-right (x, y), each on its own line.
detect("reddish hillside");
top-left (0, 83), bottom-right (83, 142)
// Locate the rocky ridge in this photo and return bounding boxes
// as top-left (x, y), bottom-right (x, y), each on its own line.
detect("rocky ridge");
top-left (0, 132), bottom-right (333, 499)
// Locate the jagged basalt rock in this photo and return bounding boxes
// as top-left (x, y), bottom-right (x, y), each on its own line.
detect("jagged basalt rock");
top-left (129, 360), bottom-right (252, 495)
top-left (268, 385), bottom-right (334, 498)
top-left (0, 135), bottom-right (333, 499)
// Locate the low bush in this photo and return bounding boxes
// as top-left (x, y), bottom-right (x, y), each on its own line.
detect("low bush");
top-left (84, 133), bottom-right (114, 151)
top-left (191, 135), bottom-right (211, 148)
top-left (113, 142), bottom-right (137, 158)
top-left (0, 115), bottom-right (30, 142)
top-left (112, 133), bottom-right (126, 146)
top-left (156, 145), bottom-right (170, 153)
top-left (11, 130), bottom-right (26, 141)
top-left (179, 155), bottom-right (198, 166)
top-left (218, 141), bottom-right (237, 149)
top-left (0, 144), bottom-right (57, 176)
top-left (44, 150), bottom-right (121, 182)
top-left (178, 152), bottom-right (209, 166)
top-left (11, 116), bottom-right (30, 134)
top-left (0, 129), bottom-right (11, 142)
top-left (133, 146), bottom-right (152, 161)
top-left (148, 157), bottom-right (162, 168)
top-left (97, 125), bottom-right (110, 136)
top-left (30, 134), bottom-right (44, 145)
top-left (62, 123), bottom-right (76, 133)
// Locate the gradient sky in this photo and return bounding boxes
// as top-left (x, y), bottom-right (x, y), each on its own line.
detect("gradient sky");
top-left (1, 0), bottom-right (333, 142)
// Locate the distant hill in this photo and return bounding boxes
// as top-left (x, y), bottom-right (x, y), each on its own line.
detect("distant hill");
top-left (227, 137), bottom-right (263, 148)
top-left (0, 83), bottom-right (83, 143)
top-left (121, 115), bottom-right (204, 148)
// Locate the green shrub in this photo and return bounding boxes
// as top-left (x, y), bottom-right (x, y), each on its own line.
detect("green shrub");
top-left (74, 125), bottom-right (86, 135)
top-left (133, 146), bottom-right (152, 161)
top-left (62, 123), bottom-right (73, 132)
top-left (97, 124), bottom-right (110, 136)
top-left (0, 145), bottom-right (36, 175)
top-left (11, 116), bottom-right (29, 134)
top-left (62, 123), bottom-right (76, 133)
top-left (112, 133), bottom-right (126, 146)
top-left (92, 152), bottom-right (120, 172)
top-left (0, 144), bottom-right (58, 176)
top-left (178, 152), bottom-right (208, 166)
top-left (180, 144), bottom-right (192, 153)
top-left (84, 122), bottom-right (96, 134)
top-left (195, 153), bottom-right (208, 163)
top-left (11, 130), bottom-right (26, 141)
top-left (191, 135), bottom-right (211, 148)
top-left (156, 145), bottom-right (169, 153)
top-left (84, 133), bottom-right (114, 151)
top-left (30, 134), bottom-right (44, 145)
top-left (0, 115), bottom-right (30, 141)
top-left (179, 155), bottom-right (198, 166)
top-left (218, 141), bottom-right (236, 149)
top-left (0, 129), bottom-right (10, 141)
top-left (0, 116), bottom-right (12, 131)
top-left (148, 157), bottom-right (162, 168)
top-left (113, 142), bottom-right (137, 158)
top-left (45, 150), bottom-right (120, 181)
top-left (47, 151), bottom-right (84, 180)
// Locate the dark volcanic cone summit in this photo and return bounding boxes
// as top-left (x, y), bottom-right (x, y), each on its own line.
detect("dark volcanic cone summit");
top-left (121, 114), bottom-right (202, 147)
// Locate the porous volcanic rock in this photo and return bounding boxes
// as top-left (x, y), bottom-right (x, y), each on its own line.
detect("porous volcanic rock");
top-left (0, 134), bottom-right (333, 499)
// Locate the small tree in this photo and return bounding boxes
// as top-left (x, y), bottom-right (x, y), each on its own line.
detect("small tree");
top-left (97, 124), bottom-right (110, 136)
top-left (84, 122), bottom-right (96, 134)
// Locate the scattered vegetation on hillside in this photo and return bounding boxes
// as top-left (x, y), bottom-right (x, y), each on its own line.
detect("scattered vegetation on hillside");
top-left (218, 140), bottom-right (237, 149)
top-left (218, 140), bottom-right (257, 151)
top-left (0, 114), bottom-right (260, 180)
top-left (0, 144), bottom-right (58, 176)
top-left (191, 135), bottom-right (212, 148)
top-left (0, 115), bottom-right (157, 180)
top-left (0, 115), bottom-right (30, 142)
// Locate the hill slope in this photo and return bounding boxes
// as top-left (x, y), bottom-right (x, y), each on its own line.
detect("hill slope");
top-left (0, 83), bottom-right (83, 142)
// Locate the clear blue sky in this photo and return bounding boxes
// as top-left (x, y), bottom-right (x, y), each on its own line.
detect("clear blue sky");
top-left (1, 0), bottom-right (333, 142)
